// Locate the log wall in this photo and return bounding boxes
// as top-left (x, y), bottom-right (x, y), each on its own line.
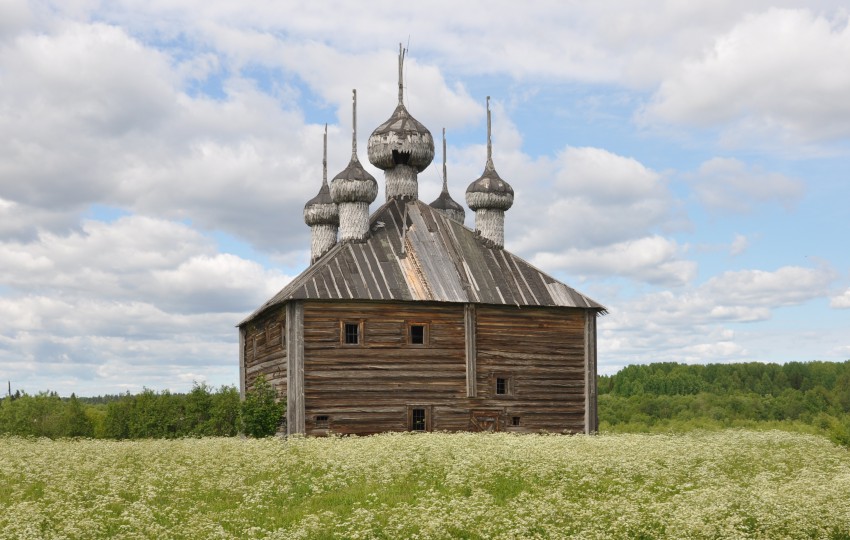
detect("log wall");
top-left (475, 305), bottom-right (587, 433)
top-left (298, 300), bottom-right (590, 436)
top-left (240, 307), bottom-right (287, 401)
top-left (302, 301), bottom-right (468, 435)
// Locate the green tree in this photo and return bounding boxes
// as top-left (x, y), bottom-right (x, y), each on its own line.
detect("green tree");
top-left (186, 382), bottom-right (213, 436)
top-left (209, 385), bottom-right (240, 436)
top-left (241, 375), bottom-right (284, 437)
top-left (62, 394), bottom-right (93, 437)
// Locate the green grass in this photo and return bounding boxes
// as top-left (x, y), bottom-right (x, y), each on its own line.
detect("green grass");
top-left (1, 431), bottom-right (849, 539)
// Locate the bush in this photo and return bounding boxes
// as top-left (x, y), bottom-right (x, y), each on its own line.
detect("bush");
top-left (240, 375), bottom-right (284, 437)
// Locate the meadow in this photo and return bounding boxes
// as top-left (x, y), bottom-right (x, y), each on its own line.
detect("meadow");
top-left (2, 430), bottom-right (849, 539)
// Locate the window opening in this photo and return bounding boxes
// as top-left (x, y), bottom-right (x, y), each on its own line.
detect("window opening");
top-left (410, 324), bottom-right (426, 345)
top-left (411, 408), bottom-right (426, 431)
top-left (496, 377), bottom-right (507, 395)
top-left (315, 415), bottom-right (329, 429)
top-left (344, 322), bottom-right (360, 345)
top-left (511, 416), bottom-right (521, 427)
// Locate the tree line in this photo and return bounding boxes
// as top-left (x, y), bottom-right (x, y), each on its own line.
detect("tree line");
top-left (0, 376), bottom-right (283, 439)
top-left (597, 360), bottom-right (850, 446)
top-left (3, 362), bottom-right (849, 444)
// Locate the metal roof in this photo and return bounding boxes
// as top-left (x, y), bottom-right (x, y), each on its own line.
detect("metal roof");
top-left (240, 199), bottom-right (605, 325)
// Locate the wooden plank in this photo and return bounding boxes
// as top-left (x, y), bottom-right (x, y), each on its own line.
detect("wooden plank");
top-left (238, 327), bottom-right (246, 400)
top-left (585, 311), bottom-right (598, 434)
top-left (465, 303), bottom-right (477, 398)
top-left (286, 301), bottom-right (305, 435)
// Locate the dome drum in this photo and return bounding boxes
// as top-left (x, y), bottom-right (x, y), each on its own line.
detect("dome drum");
top-left (384, 164), bottom-right (419, 201)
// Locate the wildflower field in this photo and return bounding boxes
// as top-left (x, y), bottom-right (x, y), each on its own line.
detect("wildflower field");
top-left (2, 431), bottom-right (849, 539)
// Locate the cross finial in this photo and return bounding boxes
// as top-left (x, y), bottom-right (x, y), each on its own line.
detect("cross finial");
top-left (398, 43), bottom-right (406, 105)
top-left (486, 96), bottom-right (494, 169)
top-left (322, 123), bottom-right (328, 185)
top-left (442, 127), bottom-right (448, 192)
top-left (352, 89), bottom-right (357, 157)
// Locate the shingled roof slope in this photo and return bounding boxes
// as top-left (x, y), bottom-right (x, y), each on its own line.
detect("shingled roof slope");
top-left (241, 199), bottom-right (605, 325)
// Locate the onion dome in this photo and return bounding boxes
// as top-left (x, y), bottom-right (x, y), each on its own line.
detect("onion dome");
top-left (330, 90), bottom-right (378, 205)
top-left (465, 97), bottom-right (514, 212)
top-left (429, 128), bottom-right (466, 224)
top-left (367, 44), bottom-right (434, 172)
top-left (304, 125), bottom-right (340, 227)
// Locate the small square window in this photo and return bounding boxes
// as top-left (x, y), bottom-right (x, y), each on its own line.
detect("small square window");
top-left (315, 415), bottom-right (329, 429)
top-left (343, 322), bottom-right (360, 345)
top-left (496, 377), bottom-right (507, 395)
top-left (409, 324), bottom-right (426, 345)
top-left (511, 416), bottom-right (521, 427)
top-left (411, 408), bottom-right (426, 431)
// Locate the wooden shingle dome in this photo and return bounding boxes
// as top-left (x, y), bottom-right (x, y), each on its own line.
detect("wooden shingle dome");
top-left (330, 90), bottom-right (377, 242)
top-left (368, 45), bottom-right (434, 173)
top-left (466, 97), bottom-right (513, 248)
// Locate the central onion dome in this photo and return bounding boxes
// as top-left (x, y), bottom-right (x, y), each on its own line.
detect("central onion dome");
top-left (429, 128), bottom-right (465, 224)
top-left (466, 97), bottom-right (514, 248)
top-left (330, 90), bottom-right (378, 242)
top-left (368, 44), bottom-right (434, 201)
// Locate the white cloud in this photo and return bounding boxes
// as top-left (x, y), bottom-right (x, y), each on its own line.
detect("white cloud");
top-left (532, 236), bottom-right (697, 287)
top-left (514, 146), bottom-right (677, 249)
top-left (730, 234), bottom-right (749, 256)
top-left (644, 8), bottom-right (850, 146)
top-left (0, 216), bottom-right (291, 394)
top-left (703, 266), bottom-right (836, 309)
top-left (831, 288), bottom-right (850, 308)
top-left (0, 216), bottom-right (287, 312)
top-left (690, 158), bottom-right (804, 213)
top-left (505, 146), bottom-right (691, 285)
top-left (597, 264), bottom-right (838, 369)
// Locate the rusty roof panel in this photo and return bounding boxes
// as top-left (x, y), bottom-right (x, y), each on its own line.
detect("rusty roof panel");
top-left (240, 199), bottom-right (605, 325)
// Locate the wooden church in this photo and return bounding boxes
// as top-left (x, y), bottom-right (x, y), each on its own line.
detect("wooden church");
top-left (238, 47), bottom-right (605, 436)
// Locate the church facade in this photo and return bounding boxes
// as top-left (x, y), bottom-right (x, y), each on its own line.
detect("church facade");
top-left (238, 47), bottom-right (604, 436)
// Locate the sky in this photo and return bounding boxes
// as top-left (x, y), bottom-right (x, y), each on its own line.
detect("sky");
top-left (1, 1), bottom-right (849, 396)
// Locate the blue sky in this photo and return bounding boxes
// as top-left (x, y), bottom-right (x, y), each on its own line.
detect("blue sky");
top-left (1, 1), bottom-right (849, 395)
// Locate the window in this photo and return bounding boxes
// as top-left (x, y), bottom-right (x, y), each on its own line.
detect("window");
top-left (315, 415), bottom-right (329, 429)
top-left (411, 409), bottom-right (426, 431)
top-left (409, 323), bottom-right (428, 345)
top-left (408, 405), bottom-right (432, 432)
top-left (342, 322), bottom-right (361, 345)
top-left (494, 375), bottom-right (513, 397)
top-left (511, 416), bottom-right (521, 427)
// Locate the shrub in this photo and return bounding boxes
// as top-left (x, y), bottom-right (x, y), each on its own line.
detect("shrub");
top-left (240, 375), bottom-right (284, 437)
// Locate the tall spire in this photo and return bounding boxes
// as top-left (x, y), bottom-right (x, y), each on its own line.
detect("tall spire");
top-left (351, 89), bottom-right (358, 157)
top-left (485, 96), bottom-right (494, 169)
top-left (442, 127), bottom-right (448, 192)
top-left (304, 123), bottom-right (339, 263)
top-left (397, 43), bottom-right (405, 105)
top-left (429, 127), bottom-right (465, 224)
top-left (368, 44), bottom-right (434, 201)
top-left (331, 89), bottom-right (378, 243)
top-left (322, 123), bottom-right (327, 185)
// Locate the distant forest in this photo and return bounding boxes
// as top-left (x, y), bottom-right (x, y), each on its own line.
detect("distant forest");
top-left (2, 361), bottom-right (849, 445)
top-left (0, 376), bottom-right (283, 439)
top-left (598, 360), bottom-right (850, 445)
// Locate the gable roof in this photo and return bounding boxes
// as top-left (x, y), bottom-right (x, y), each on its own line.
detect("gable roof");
top-left (240, 199), bottom-right (605, 325)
